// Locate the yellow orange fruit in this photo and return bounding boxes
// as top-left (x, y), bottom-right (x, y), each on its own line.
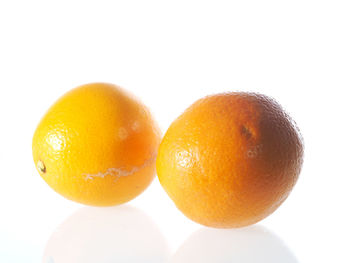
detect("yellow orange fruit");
top-left (156, 92), bottom-right (304, 228)
top-left (32, 83), bottom-right (161, 206)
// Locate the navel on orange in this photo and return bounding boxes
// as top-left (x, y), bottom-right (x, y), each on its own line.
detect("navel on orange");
top-left (32, 83), bottom-right (161, 206)
top-left (156, 92), bottom-right (304, 228)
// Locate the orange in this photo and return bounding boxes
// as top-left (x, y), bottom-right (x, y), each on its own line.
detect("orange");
top-left (156, 92), bottom-right (304, 228)
top-left (32, 83), bottom-right (161, 206)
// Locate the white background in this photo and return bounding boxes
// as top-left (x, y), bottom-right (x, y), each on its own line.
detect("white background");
top-left (1, 0), bottom-right (349, 262)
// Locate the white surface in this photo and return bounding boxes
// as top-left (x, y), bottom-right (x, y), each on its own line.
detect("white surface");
top-left (1, 0), bottom-right (349, 262)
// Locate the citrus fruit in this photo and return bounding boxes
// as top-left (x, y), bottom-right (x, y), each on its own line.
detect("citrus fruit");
top-left (32, 83), bottom-right (161, 206)
top-left (156, 92), bottom-right (304, 228)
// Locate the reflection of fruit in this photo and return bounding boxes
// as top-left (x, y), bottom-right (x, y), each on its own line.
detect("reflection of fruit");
top-left (157, 92), bottom-right (304, 228)
top-left (32, 83), bottom-right (160, 206)
top-left (169, 226), bottom-right (299, 263)
top-left (43, 206), bottom-right (170, 263)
